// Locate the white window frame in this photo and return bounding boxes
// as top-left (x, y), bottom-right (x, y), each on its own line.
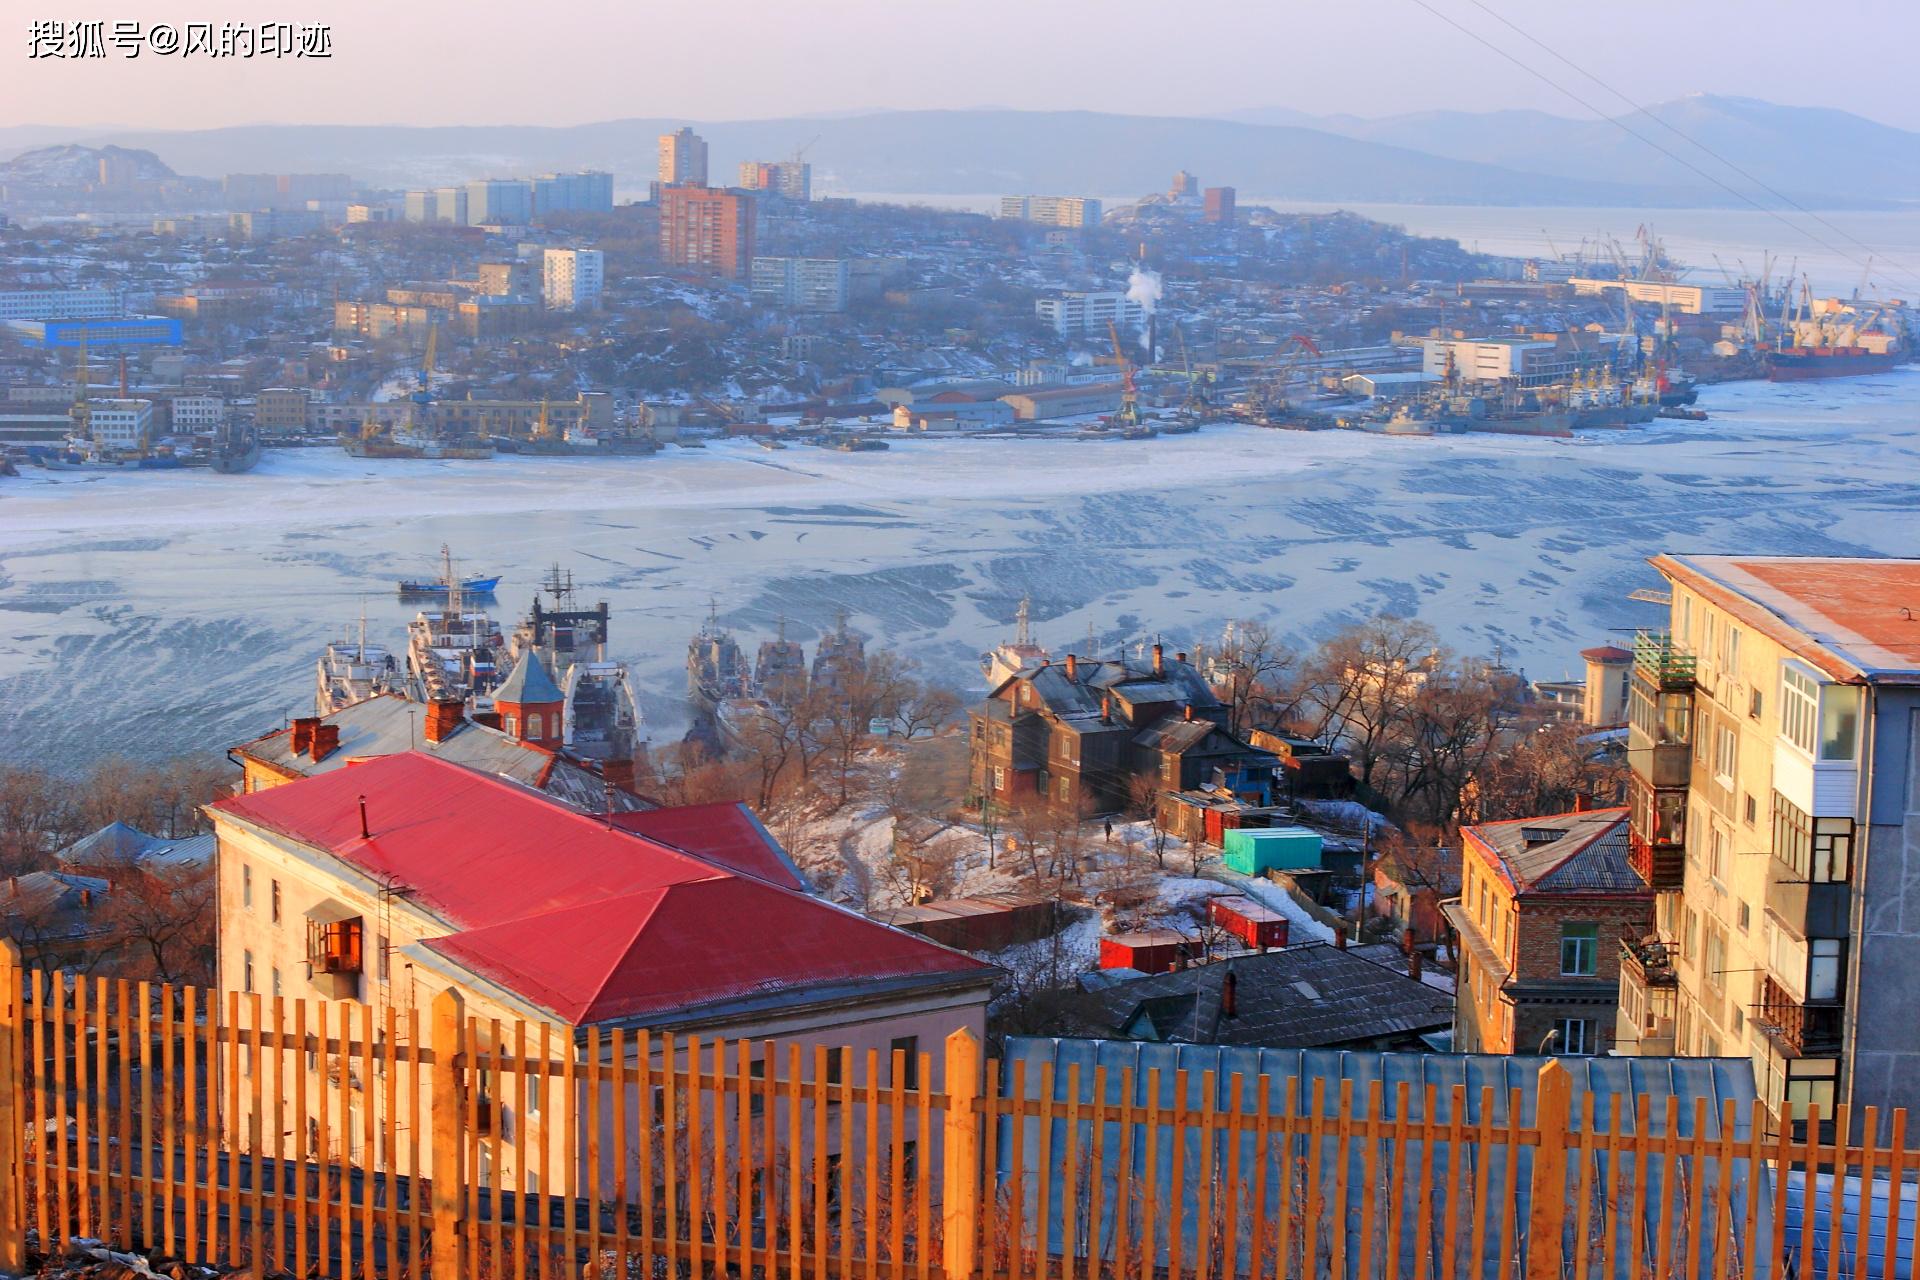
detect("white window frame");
top-left (1781, 666), bottom-right (1818, 756)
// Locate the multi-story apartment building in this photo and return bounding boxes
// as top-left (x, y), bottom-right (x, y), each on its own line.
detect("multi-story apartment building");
top-left (738, 160), bottom-right (811, 202)
top-left (659, 185), bottom-right (754, 278)
top-left (657, 126), bottom-right (708, 187)
top-left (465, 179), bottom-right (534, 227)
top-left (750, 256), bottom-right (850, 311)
top-left (1445, 807), bottom-right (1650, 1056)
top-left (1034, 291), bottom-right (1147, 337)
top-left (1203, 186), bottom-right (1236, 225)
top-left (1615, 554), bottom-right (1920, 1129)
top-left (0, 289), bottom-right (124, 321)
top-left (999, 195), bottom-right (1102, 228)
top-left (532, 170), bottom-right (614, 215)
top-left (541, 247), bottom-right (604, 310)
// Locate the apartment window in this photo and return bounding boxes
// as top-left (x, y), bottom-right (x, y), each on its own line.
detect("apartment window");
top-left (376, 933), bottom-right (390, 983)
top-left (242, 864), bottom-right (253, 910)
top-left (1552, 1017), bottom-right (1594, 1055)
top-left (1704, 928), bottom-right (1727, 996)
top-left (271, 880), bottom-right (282, 924)
top-left (1782, 668), bottom-right (1818, 755)
top-left (1738, 902), bottom-right (1750, 933)
top-left (890, 1036), bottom-right (919, 1090)
top-left (1784, 1060), bottom-right (1838, 1121)
top-left (992, 766), bottom-right (1006, 792)
top-left (1808, 938), bottom-right (1845, 1002)
top-left (1722, 625), bottom-right (1741, 672)
top-left (1744, 793), bottom-right (1758, 826)
top-left (1819, 686), bottom-right (1861, 762)
top-left (502, 715), bottom-right (517, 737)
top-left (824, 1046), bottom-right (847, 1086)
top-left (1773, 792), bottom-right (1813, 877)
top-left (1056, 776), bottom-right (1071, 803)
top-left (1713, 723), bottom-right (1737, 789)
top-left (1708, 825), bottom-right (1727, 885)
top-left (527, 1074), bottom-right (542, 1114)
top-left (1682, 907), bottom-right (1698, 962)
top-left (1732, 1006), bottom-right (1745, 1038)
top-left (1749, 686), bottom-right (1764, 721)
top-left (1559, 923), bottom-right (1598, 977)
top-left (243, 950), bottom-right (254, 993)
top-left (308, 916), bottom-right (364, 974)
top-left (1811, 819), bottom-right (1855, 882)
top-left (528, 712), bottom-right (544, 739)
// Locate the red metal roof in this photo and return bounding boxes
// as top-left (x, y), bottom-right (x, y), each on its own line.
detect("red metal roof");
top-left (1580, 645), bottom-right (1632, 662)
top-left (1655, 555), bottom-right (1920, 683)
top-left (211, 753), bottom-right (991, 1024)
top-left (609, 803), bottom-right (805, 891)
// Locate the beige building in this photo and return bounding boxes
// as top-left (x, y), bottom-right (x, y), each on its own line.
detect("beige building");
top-left (1615, 555), bottom-right (1920, 1131)
top-left (209, 751), bottom-right (996, 1186)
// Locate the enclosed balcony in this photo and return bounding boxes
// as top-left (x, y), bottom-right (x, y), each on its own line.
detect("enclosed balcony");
top-left (1618, 937), bottom-right (1679, 1055)
top-left (1754, 974), bottom-right (1843, 1055)
top-left (1627, 774), bottom-right (1687, 889)
top-left (1628, 674), bottom-right (1692, 788)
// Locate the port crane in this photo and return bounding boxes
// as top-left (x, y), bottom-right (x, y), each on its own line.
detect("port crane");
top-left (1174, 326), bottom-right (1210, 417)
top-left (1106, 319), bottom-right (1143, 429)
top-left (1236, 332), bottom-right (1321, 426)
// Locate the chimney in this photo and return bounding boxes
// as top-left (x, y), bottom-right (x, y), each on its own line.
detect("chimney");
top-left (1408, 949), bottom-right (1423, 982)
top-left (1573, 791), bottom-right (1594, 813)
top-left (290, 716), bottom-right (320, 755)
top-left (424, 697), bottom-right (464, 744)
top-left (1152, 643), bottom-right (1164, 676)
top-left (1334, 923), bottom-right (1348, 950)
top-left (358, 794), bottom-right (371, 840)
top-left (1184, 704), bottom-right (1194, 722)
top-left (1101, 694), bottom-right (1113, 724)
top-left (1221, 969), bottom-right (1238, 1018)
top-left (603, 757), bottom-right (636, 793)
top-left (1176, 651), bottom-right (1188, 665)
top-left (80, 888), bottom-right (92, 909)
top-left (1403, 927), bottom-right (1416, 956)
top-left (309, 723), bottom-right (341, 761)
top-left (1064, 652), bottom-right (1078, 681)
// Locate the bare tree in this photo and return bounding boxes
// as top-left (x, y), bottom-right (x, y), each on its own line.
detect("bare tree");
top-left (101, 864), bottom-right (215, 986)
top-left (1211, 620), bottom-right (1301, 739)
top-left (1299, 616), bottom-right (1440, 789)
top-left (1128, 774), bottom-right (1170, 869)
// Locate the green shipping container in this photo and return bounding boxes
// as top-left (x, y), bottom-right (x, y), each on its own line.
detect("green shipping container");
top-left (1222, 826), bottom-right (1323, 876)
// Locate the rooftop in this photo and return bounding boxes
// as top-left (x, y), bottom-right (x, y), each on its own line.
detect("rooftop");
top-left (210, 752), bottom-right (993, 1026)
top-left (1655, 554), bottom-right (1920, 684)
top-left (1462, 807), bottom-right (1638, 896)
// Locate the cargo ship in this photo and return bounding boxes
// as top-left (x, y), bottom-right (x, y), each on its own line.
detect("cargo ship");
top-left (208, 424), bottom-right (261, 474)
top-left (1767, 296), bottom-right (1906, 381)
top-left (1768, 346), bottom-right (1903, 381)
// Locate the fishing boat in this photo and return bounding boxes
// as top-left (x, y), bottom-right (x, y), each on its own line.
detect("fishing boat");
top-left (506, 565), bottom-right (648, 763)
top-left (398, 545), bottom-right (501, 597)
top-left (315, 614), bottom-right (397, 715)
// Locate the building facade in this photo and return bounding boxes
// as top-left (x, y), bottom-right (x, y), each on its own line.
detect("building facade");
top-left (738, 160), bottom-right (811, 202)
top-left (999, 195), bottom-right (1101, 228)
top-left (1035, 292), bottom-right (1147, 337)
top-left (750, 257), bottom-right (850, 311)
top-left (85, 398), bottom-right (155, 451)
top-left (659, 185), bottom-right (754, 278)
top-left (532, 170), bottom-right (614, 215)
top-left (465, 179), bottom-right (534, 228)
top-left (1614, 554), bottom-right (1920, 1130)
top-left (542, 247), bottom-right (605, 310)
top-left (1203, 186), bottom-right (1236, 225)
top-left (1445, 808), bottom-right (1650, 1057)
top-left (657, 127), bottom-right (709, 187)
top-left (0, 289), bottom-right (124, 321)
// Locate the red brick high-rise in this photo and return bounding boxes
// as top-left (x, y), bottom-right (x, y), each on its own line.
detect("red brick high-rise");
top-left (659, 185), bottom-right (755, 279)
top-left (1203, 186), bottom-right (1236, 225)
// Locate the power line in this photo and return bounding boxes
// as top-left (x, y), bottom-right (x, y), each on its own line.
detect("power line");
top-left (1405, 0), bottom-right (1920, 299)
top-left (1462, 0), bottom-right (1920, 294)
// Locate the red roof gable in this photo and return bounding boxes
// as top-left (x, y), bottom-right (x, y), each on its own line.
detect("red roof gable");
top-left (609, 803), bottom-right (806, 892)
top-left (210, 753), bottom-right (992, 1024)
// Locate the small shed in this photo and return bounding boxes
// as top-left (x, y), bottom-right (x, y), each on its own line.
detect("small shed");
top-left (1099, 930), bottom-right (1189, 975)
top-left (1210, 895), bottom-right (1290, 950)
top-left (1222, 826), bottom-right (1323, 876)
top-left (883, 894), bottom-right (1057, 950)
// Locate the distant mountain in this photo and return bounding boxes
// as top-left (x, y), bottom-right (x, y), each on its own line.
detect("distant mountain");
top-left (0, 100), bottom-right (1903, 208)
top-left (0, 143), bottom-right (176, 186)
top-left (1223, 95), bottom-right (1920, 205)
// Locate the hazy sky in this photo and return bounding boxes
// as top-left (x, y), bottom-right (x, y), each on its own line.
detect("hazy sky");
top-left (11, 0), bottom-right (1920, 132)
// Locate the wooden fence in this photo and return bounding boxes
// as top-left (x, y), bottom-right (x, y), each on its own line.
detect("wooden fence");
top-left (0, 951), bottom-right (1916, 1280)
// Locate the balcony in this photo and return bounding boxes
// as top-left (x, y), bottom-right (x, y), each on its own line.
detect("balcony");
top-left (1628, 829), bottom-right (1686, 890)
top-left (1754, 974), bottom-right (1843, 1055)
top-left (1620, 936), bottom-right (1677, 988)
top-left (1633, 630), bottom-right (1696, 690)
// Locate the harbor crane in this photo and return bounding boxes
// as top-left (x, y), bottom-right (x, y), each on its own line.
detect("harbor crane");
top-left (1106, 319), bottom-right (1143, 429)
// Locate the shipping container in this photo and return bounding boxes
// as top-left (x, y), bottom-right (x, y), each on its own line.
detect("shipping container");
top-left (1222, 825), bottom-right (1323, 875)
top-left (1210, 895), bottom-right (1290, 949)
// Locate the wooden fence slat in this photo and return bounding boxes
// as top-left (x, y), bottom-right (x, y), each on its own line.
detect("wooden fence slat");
top-left (1880, 1111), bottom-right (1908, 1280)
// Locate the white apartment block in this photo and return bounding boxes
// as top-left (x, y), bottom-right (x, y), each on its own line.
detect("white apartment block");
top-left (86, 399), bottom-right (155, 451)
top-left (1035, 291), bottom-right (1146, 336)
top-left (0, 289), bottom-right (124, 321)
top-left (168, 396), bottom-right (227, 430)
top-left (999, 195), bottom-right (1102, 228)
top-left (542, 248), bottom-right (605, 310)
top-left (750, 257), bottom-right (850, 312)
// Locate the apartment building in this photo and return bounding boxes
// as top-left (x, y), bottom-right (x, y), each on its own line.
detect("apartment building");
top-left (750, 256), bottom-right (850, 311)
top-left (657, 126), bottom-right (708, 187)
top-left (1034, 291), bottom-right (1147, 337)
top-left (209, 752), bottom-right (996, 1184)
top-left (1445, 807), bottom-right (1650, 1056)
top-left (541, 247), bottom-right (604, 310)
top-left (1614, 554), bottom-right (1920, 1128)
top-left (738, 160), bottom-right (811, 202)
top-left (999, 195), bottom-right (1102, 228)
top-left (659, 185), bottom-right (754, 278)
top-left (85, 398), bottom-right (155, 451)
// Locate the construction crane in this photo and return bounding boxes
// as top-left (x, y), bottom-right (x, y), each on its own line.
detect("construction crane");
top-left (70, 326), bottom-right (90, 443)
top-left (1239, 333), bottom-right (1321, 425)
top-left (1174, 326), bottom-right (1210, 417)
top-left (533, 397), bottom-right (554, 441)
top-left (1106, 320), bottom-right (1142, 429)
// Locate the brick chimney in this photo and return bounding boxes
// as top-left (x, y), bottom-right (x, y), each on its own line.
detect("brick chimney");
top-left (1064, 652), bottom-right (1078, 681)
top-left (1152, 643), bottom-right (1164, 676)
top-left (1101, 694), bottom-right (1113, 724)
top-left (1403, 926), bottom-right (1417, 956)
top-left (1183, 704), bottom-right (1194, 722)
top-left (1408, 949), bottom-right (1423, 982)
top-left (1573, 791), bottom-right (1594, 813)
top-left (290, 716), bottom-right (319, 755)
top-left (424, 698), bottom-right (464, 744)
top-left (310, 723), bottom-right (341, 761)
top-left (1176, 651), bottom-right (1188, 665)
top-left (1334, 923), bottom-right (1348, 950)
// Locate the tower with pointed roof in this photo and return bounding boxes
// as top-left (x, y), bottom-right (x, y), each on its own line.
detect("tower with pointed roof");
top-left (494, 649), bottom-right (565, 748)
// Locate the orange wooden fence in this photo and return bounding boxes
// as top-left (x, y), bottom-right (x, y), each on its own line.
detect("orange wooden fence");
top-left (0, 951), bottom-right (1916, 1280)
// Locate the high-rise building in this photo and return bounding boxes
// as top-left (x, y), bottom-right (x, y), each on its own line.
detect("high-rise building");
top-left (433, 187), bottom-right (469, 225)
top-left (465, 179), bottom-right (535, 227)
top-left (542, 247), bottom-right (605, 311)
top-left (658, 127), bottom-right (709, 188)
top-left (750, 257), bottom-right (849, 311)
top-left (998, 195), bottom-right (1102, 229)
top-left (1613, 554), bottom-right (1920, 1129)
top-left (1034, 291), bottom-right (1146, 336)
top-left (659, 185), bottom-right (754, 278)
top-left (1203, 186), bottom-right (1236, 225)
top-left (533, 171), bottom-right (615, 216)
top-left (738, 160), bottom-right (812, 202)
top-left (1170, 170), bottom-right (1199, 199)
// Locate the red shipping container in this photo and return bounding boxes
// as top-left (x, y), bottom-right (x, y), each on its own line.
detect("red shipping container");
top-left (1099, 930), bottom-right (1188, 974)
top-left (1210, 896), bottom-right (1290, 950)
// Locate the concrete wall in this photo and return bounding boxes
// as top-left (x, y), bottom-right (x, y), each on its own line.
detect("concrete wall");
top-left (1847, 691), bottom-right (1920, 1121)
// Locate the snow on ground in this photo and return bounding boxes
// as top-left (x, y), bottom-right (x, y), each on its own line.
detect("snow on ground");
top-left (1199, 866), bottom-right (1338, 944)
top-left (4, 373), bottom-right (1919, 769)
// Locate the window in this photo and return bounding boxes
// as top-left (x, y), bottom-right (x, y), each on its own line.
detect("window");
top-left (307, 916), bottom-right (364, 974)
top-left (1819, 686), bottom-right (1861, 762)
top-left (1705, 927), bottom-right (1728, 996)
top-left (527, 1074), bottom-right (542, 1114)
top-left (1708, 825), bottom-right (1727, 884)
top-left (889, 1036), bottom-right (919, 1090)
top-left (528, 712), bottom-right (543, 739)
top-left (1744, 793), bottom-right (1758, 826)
top-left (243, 950), bottom-right (254, 993)
top-left (1773, 792), bottom-right (1812, 877)
top-left (1713, 722), bottom-right (1737, 789)
top-left (1784, 1060), bottom-right (1838, 1122)
top-left (502, 715), bottom-right (517, 736)
top-left (1808, 938), bottom-right (1845, 1002)
top-left (376, 933), bottom-right (390, 983)
top-left (1722, 626), bottom-right (1741, 672)
top-left (1559, 923), bottom-right (1599, 976)
top-left (1782, 668), bottom-right (1818, 755)
top-left (1682, 907), bottom-right (1698, 962)
top-left (242, 864), bottom-right (253, 910)
top-left (1737, 902), bottom-right (1750, 933)
top-left (992, 766), bottom-right (1006, 792)
top-left (1749, 686), bottom-right (1763, 721)
top-left (1553, 1017), bottom-right (1594, 1055)
top-left (824, 1046), bottom-right (847, 1086)
top-left (1056, 776), bottom-right (1070, 802)
top-left (271, 879), bottom-right (282, 924)
top-left (1811, 819), bottom-right (1854, 882)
